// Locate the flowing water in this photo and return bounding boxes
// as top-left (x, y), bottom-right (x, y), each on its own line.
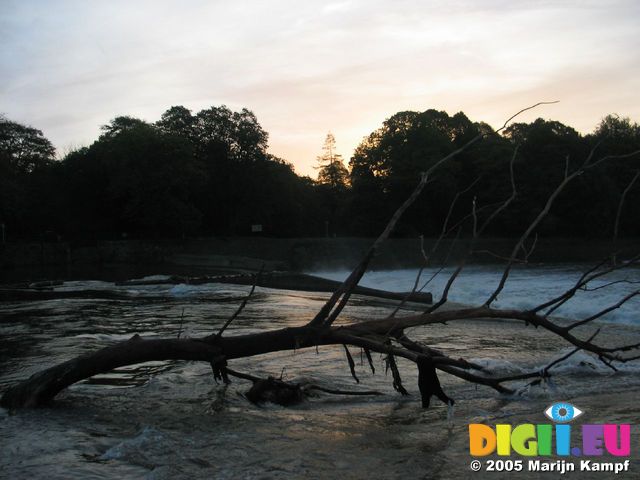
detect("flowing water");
top-left (1, 264), bottom-right (640, 479)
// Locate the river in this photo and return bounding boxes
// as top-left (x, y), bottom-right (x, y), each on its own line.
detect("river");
top-left (1, 264), bottom-right (639, 479)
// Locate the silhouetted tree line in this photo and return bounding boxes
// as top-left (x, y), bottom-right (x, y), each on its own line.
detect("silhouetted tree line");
top-left (1, 107), bottom-right (638, 243)
top-left (349, 111), bottom-right (640, 237)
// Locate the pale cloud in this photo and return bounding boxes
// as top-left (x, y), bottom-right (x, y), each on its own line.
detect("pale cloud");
top-left (1, 0), bottom-right (638, 176)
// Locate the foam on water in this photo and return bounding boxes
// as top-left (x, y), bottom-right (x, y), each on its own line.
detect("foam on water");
top-left (169, 283), bottom-right (206, 296)
top-left (100, 426), bottom-right (169, 461)
top-left (467, 358), bottom-right (524, 374)
top-left (311, 264), bottom-right (640, 324)
top-left (137, 275), bottom-right (174, 282)
top-left (57, 280), bottom-right (115, 291)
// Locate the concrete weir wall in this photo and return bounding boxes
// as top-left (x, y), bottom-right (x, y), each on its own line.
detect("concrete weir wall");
top-left (170, 237), bottom-right (639, 270)
top-left (1, 237), bottom-right (638, 275)
top-left (0, 240), bottom-right (165, 269)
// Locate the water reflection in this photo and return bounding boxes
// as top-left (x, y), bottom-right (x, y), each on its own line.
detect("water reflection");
top-left (1, 274), bottom-right (640, 479)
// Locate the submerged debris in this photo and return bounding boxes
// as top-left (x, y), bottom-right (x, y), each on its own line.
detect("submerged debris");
top-left (245, 377), bottom-right (305, 406)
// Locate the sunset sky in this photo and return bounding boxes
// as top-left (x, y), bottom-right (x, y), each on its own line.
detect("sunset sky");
top-left (2, 0), bottom-right (639, 176)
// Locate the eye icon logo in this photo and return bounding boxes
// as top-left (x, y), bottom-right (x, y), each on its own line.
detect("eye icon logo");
top-left (544, 402), bottom-right (583, 423)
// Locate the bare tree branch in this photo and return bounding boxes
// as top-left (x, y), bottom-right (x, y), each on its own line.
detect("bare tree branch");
top-left (565, 290), bottom-right (640, 331)
top-left (612, 170), bottom-right (640, 265)
top-left (310, 102), bottom-right (558, 328)
top-left (212, 265), bottom-right (264, 339)
top-left (532, 255), bottom-right (640, 316)
top-left (485, 147), bottom-right (640, 307)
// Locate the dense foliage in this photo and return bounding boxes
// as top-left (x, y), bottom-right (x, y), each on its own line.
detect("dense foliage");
top-left (1, 107), bottom-right (638, 242)
top-left (348, 110), bottom-right (640, 238)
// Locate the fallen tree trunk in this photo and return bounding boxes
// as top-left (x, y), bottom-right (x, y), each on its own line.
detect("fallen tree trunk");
top-left (0, 288), bottom-right (165, 302)
top-left (118, 272), bottom-right (434, 304)
top-left (0, 336), bottom-right (223, 408)
top-left (0, 288), bottom-right (247, 303)
top-left (0, 323), bottom-right (406, 408)
top-left (0, 272), bottom-right (432, 304)
top-left (4, 303), bottom-right (636, 409)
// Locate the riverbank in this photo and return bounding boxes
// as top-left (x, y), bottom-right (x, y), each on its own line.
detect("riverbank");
top-left (1, 236), bottom-right (638, 283)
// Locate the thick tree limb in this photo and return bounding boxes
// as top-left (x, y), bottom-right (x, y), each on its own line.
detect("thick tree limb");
top-left (0, 336), bottom-right (223, 408)
top-left (4, 296), bottom-right (639, 408)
